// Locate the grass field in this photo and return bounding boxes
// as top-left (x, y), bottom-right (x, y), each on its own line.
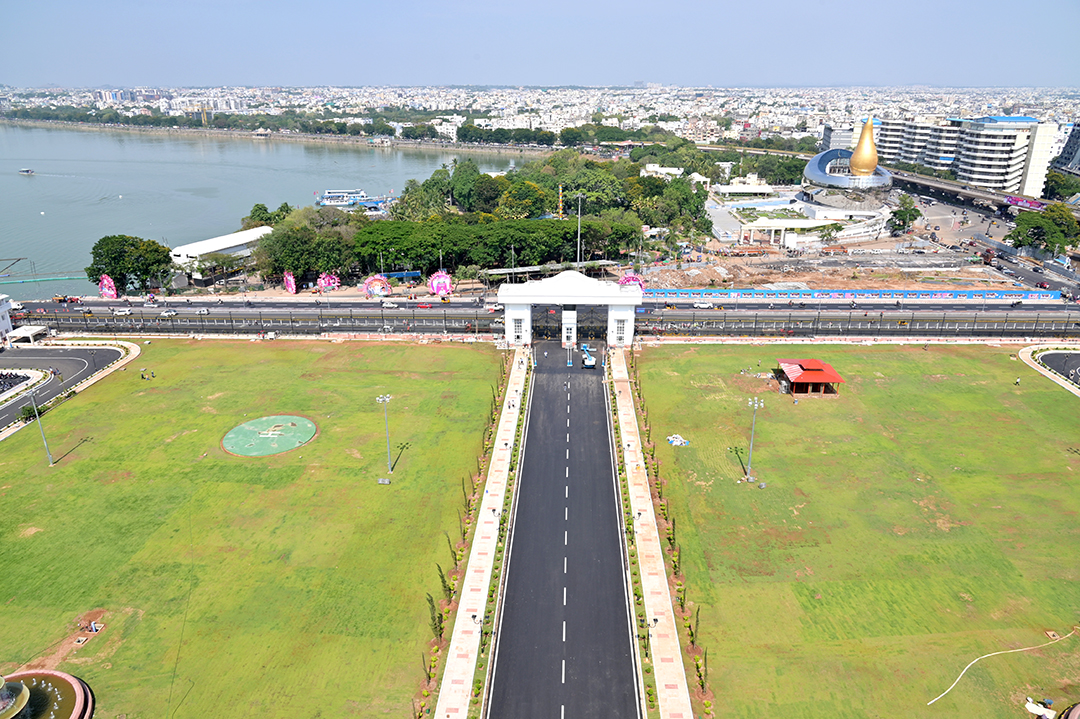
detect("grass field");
top-left (637, 344), bottom-right (1080, 718)
top-left (0, 339), bottom-right (503, 718)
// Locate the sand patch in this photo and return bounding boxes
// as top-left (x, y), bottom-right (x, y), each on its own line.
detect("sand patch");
top-left (164, 429), bottom-right (199, 443)
top-left (19, 526), bottom-right (43, 537)
top-left (207, 392), bottom-right (225, 400)
top-left (345, 449), bottom-right (364, 459)
top-left (201, 406), bottom-right (217, 414)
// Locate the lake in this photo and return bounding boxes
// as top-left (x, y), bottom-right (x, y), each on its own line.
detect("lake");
top-left (0, 123), bottom-right (520, 299)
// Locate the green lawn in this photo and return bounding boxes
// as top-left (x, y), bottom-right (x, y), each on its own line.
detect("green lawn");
top-left (0, 339), bottom-right (502, 718)
top-left (637, 344), bottom-right (1080, 718)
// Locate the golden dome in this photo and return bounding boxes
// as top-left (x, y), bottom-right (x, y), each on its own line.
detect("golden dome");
top-left (849, 117), bottom-right (878, 176)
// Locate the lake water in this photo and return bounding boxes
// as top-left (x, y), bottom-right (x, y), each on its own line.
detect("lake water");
top-left (0, 124), bottom-right (519, 299)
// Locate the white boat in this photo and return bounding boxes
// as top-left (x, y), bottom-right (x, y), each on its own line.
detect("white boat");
top-left (18, 168), bottom-right (34, 175)
top-left (317, 189), bottom-right (368, 207)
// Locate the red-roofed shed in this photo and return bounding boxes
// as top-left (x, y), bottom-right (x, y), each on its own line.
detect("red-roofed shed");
top-left (776, 359), bottom-right (845, 397)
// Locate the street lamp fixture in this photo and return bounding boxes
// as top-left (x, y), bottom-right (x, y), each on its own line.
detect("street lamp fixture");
top-left (376, 394), bottom-right (393, 473)
top-left (746, 397), bottom-right (764, 479)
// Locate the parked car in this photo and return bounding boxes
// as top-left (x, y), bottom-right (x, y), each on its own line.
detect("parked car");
top-left (160, 308), bottom-right (178, 317)
top-left (934, 226), bottom-right (940, 231)
top-left (195, 308), bottom-right (210, 315)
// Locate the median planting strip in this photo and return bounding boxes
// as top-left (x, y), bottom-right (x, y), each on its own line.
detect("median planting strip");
top-left (433, 348), bottom-right (530, 719)
top-left (610, 349), bottom-right (694, 719)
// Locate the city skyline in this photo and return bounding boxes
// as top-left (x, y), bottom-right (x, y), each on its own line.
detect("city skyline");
top-left (2, 0), bottom-right (1079, 89)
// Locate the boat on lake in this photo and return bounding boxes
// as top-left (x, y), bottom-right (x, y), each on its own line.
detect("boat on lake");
top-left (316, 189), bottom-right (368, 207)
top-left (18, 168), bottom-right (34, 175)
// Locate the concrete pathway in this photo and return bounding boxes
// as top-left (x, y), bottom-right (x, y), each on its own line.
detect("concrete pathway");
top-left (434, 347), bottom-right (529, 719)
top-left (610, 349), bottom-right (695, 719)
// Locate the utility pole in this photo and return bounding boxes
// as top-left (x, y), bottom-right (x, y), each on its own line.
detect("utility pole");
top-left (575, 193), bottom-right (585, 264)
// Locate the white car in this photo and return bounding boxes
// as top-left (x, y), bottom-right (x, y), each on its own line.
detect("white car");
top-left (486, 303), bottom-right (504, 312)
top-left (160, 308), bottom-right (178, 317)
top-left (381, 301), bottom-right (398, 309)
top-left (112, 308), bottom-right (132, 316)
top-left (10, 301), bottom-right (23, 310)
top-left (693, 301), bottom-right (714, 309)
top-left (195, 308), bottom-right (210, 315)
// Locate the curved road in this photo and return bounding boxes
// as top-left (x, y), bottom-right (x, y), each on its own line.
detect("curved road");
top-left (0, 345), bottom-right (122, 428)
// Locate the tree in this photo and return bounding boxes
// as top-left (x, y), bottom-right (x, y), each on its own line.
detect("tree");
top-left (85, 235), bottom-right (173, 294)
top-left (473, 175), bottom-right (508, 214)
top-left (1041, 203), bottom-right (1080, 244)
top-left (1006, 211), bottom-right (1069, 255)
top-left (889, 194), bottom-right (922, 231)
top-left (450, 159), bottom-right (481, 212)
top-left (495, 181), bottom-right (549, 220)
top-left (559, 127), bottom-right (584, 146)
top-left (1044, 171), bottom-right (1080, 202)
top-left (817, 223), bottom-right (844, 244)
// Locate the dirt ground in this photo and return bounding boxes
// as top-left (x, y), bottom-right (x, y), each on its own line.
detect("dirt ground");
top-left (631, 255), bottom-right (1009, 292)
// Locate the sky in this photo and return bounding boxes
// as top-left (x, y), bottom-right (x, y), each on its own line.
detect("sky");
top-left (2, 0), bottom-right (1078, 88)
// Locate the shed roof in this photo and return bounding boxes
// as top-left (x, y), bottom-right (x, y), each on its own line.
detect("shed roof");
top-left (777, 358), bottom-right (845, 384)
top-left (170, 226), bottom-right (274, 259)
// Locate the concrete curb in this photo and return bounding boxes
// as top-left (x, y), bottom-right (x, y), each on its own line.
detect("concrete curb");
top-left (610, 349), bottom-right (695, 719)
top-left (434, 348), bottom-right (529, 719)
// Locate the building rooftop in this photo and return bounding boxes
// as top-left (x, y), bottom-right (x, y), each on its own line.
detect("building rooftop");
top-left (777, 358), bottom-right (845, 384)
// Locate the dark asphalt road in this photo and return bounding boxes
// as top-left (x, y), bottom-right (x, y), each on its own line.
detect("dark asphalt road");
top-left (489, 342), bottom-right (638, 719)
top-left (0, 346), bottom-right (122, 427)
top-left (1039, 351), bottom-right (1080, 388)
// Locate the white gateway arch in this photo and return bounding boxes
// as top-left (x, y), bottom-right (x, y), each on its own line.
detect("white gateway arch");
top-left (496, 270), bottom-right (643, 348)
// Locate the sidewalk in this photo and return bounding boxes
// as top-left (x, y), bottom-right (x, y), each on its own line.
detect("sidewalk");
top-left (610, 349), bottom-right (694, 719)
top-left (434, 347), bottom-right (529, 718)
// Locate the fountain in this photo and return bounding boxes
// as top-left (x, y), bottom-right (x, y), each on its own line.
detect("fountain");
top-left (0, 671), bottom-right (94, 719)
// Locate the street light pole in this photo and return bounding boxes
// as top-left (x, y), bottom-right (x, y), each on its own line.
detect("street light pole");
top-left (29, 391), bottom-right (54, 466)
top-left (746, 397), bottom-right (764, 479)
top-left (575, 193), bottom-right (585, 265)
top-left (376, 394), bottom-right (392, 473)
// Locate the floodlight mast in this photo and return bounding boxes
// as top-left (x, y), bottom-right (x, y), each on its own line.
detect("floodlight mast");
top-left (746, 397), bottom-right (764, 479)
top-left (376, 394), bottom-right (392, 473)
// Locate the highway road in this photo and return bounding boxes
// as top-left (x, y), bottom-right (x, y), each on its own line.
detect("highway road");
top-left (0, 345), bottom-right (123, 428)
top-left (489, 342), bottom-right (639, 719)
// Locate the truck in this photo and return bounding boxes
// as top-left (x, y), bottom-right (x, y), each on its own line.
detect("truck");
top-left (580, 343), bottom-right (597, 369)
top-left (981, 248), bottom-right (996, 265)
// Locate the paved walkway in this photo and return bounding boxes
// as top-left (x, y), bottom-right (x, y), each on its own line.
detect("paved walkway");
top-left (434, 347), bottom-right (529, 719)
top-left (610, 349), bottom-right (694, 719)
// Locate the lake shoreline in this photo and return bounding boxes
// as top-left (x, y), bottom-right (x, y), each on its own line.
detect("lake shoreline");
top-left (0, 118), bottom-right (555, 158)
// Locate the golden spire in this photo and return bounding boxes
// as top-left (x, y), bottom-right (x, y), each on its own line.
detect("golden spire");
top-left (849, 117), bottom-right (878, 176)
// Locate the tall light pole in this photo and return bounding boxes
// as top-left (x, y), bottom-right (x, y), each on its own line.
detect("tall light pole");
top-left (746, 397), bottom-right (764, 479)
top-left (376, 394), bottom-right (392, 473)
top-left (28, 391), bottom-right (54, 466)
top-left (575, 193), bottom-right (585, 265)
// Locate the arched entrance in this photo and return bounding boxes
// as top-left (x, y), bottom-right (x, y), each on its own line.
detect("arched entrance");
top-left (497, 271), bottom-right (642, 349)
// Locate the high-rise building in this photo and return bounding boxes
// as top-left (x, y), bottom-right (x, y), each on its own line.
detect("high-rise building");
top-left (1052, 124), bottom-right (1080, 178)
top-left (823, 116), bottom-right (1057, 196)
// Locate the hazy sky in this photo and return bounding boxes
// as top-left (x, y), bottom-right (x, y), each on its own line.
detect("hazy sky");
top-left (3, 0), bottom-right (1078, 88)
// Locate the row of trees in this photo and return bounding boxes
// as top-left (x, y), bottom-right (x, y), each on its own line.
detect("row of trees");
top-left (455, 125), bottom-right (557, 146)
top-left (390, 150), bottom-right (712, 235)
top-left (252, 214), bottom-right (642, 280)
